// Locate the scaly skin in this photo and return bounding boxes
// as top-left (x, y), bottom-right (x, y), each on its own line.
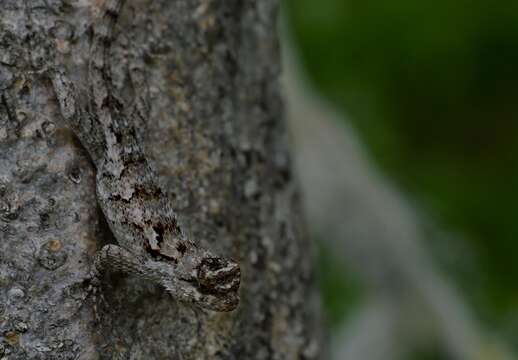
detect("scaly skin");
top-left (51, 0), bottom-right (240, 312)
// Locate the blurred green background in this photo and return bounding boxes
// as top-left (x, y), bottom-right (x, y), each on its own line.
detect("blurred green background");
top-left (284, 0), bottom-right (518, 355)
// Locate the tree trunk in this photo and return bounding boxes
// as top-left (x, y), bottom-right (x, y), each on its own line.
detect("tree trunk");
top-left (0, 0), bottom-right (321, 359)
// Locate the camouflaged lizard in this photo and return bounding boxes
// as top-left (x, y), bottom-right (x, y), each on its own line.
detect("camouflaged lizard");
top-left (51, 0), bottom-right (240, 312)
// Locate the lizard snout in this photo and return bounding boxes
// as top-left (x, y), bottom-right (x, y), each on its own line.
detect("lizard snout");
top-left (197, 256), bottom-right (241, 294)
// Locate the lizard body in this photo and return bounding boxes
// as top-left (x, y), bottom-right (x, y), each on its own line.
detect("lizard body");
top-left (51, 0), bottom-right (240, 312)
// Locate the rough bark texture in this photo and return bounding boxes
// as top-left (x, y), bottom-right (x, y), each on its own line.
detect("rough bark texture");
top-left (0, 0), bottom-right (321, 359)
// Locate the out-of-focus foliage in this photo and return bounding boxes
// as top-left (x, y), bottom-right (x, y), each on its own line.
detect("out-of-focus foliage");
top-left (285, 0), bottom-right (518, 342)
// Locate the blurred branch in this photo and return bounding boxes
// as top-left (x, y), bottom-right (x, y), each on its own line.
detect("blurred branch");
top-left (281, 18), bottom-right (513, 360)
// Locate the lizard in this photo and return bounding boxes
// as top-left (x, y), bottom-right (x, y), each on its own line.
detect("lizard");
top-left (51, 0), bottom-right (240, 312)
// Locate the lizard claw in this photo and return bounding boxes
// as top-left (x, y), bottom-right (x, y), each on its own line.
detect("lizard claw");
top-left (84, 271), bottom-right (107, 322)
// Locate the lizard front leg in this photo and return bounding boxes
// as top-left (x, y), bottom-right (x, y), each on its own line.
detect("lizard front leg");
top-left (91, 244), bottom-right (145, 281)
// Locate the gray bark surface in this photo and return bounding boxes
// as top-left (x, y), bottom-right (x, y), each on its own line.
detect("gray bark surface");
top-left (0, 1), bottom-right (321, 359)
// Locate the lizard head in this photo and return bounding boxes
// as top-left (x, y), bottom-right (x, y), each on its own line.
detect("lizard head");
top-left (159, 253), bottom-right (241, 312)
top-left (195, 256), bottom-right (241, 311)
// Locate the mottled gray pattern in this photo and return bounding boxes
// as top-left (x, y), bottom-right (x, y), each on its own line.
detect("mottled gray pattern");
top-left (52, 0), bottom-right (240, 313)
top-left (0, 0), bottom-right (321, 358)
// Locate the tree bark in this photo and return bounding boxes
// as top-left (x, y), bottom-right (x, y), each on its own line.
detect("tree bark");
top-left (0, 0), bottom-right (321, 359)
